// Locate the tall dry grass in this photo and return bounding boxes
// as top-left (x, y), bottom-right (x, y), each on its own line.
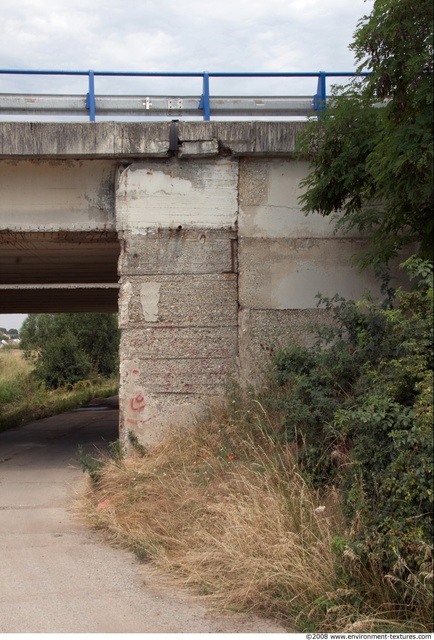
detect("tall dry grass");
top-left (77, 394), bottom-right (432, 632)
top-left (0, 347), bottom-right (31, 381)
top-left (0, 348), bottom-right (34, 406)
top-left (77, 399), bottom-right (346, 630)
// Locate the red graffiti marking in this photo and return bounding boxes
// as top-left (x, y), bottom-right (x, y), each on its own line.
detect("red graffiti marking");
top-left (130, 392), bottom-right (146, 412)
top-left (127, 416), bottom-right (156, 426)
top-left (132, 369), bottom-right (139, 375)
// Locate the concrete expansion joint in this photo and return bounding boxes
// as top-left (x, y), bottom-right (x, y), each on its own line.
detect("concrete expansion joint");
top-left (173, 137), bottom-right (235, 159)
top-left (177, 138), bottom-right (220, 159)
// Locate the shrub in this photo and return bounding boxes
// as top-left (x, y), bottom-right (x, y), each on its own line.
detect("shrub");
top-left (269, 259), bottom-right (433, 614)
top-left (20, 313), bottom-right (120, 389)
top-left (33, 330), bottom-right (91, 389)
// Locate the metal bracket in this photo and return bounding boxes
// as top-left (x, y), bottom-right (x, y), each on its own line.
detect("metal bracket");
top-left (168, 98), bottom-right (183, 110)
top-left (198, 72), bottom-right (210, 121)
top-left (85, 70), bottom-right (96, 121)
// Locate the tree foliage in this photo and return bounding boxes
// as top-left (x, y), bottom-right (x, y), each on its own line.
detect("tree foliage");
top-left (20, 313), bottom-right (119, 388)
top-left (297, 0), bottom-right (433, 267)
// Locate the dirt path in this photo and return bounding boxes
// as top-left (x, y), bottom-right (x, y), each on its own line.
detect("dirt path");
top-left (0, 399), bottom-right (286, 633)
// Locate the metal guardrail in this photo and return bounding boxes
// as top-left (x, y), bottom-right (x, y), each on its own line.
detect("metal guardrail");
top-left (0, 70), bottom-right (369, 121)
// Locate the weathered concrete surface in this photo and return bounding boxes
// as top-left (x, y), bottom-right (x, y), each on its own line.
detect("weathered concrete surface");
top-left (236, 156), bottom-right (410, 387)
top-left (119, 274), bottom-right (238, 326)
top-left (118, 271), bottom-right (238, 446)
top-left (119, 228), bottom-right (236, 275)
top-left (0, 122), bottom-right (172, 158)
top-left (238, 307), bottom-right (335, 383)
top-left (239, 158), bottom-right (342, 238)
top-left (178, 121), bottom-right (307, 155)
top-left (0, 121), bottom-right (413, 447)
top-left (115, 151), bottom-right (240, 445)
top-left (0, 159), bottom-right (116, 231)
top-left (0, 402), bottom-right (286, 633)
top-left (239, 237), bottom-right (388, 309)
top-left (116, 158), bottom-right (238, 230)
top-left (0, 121), bottom-right (305, 158)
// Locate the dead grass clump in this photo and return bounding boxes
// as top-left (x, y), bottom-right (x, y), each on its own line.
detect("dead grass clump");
top-left (77, 403), bottom-right (345, 628)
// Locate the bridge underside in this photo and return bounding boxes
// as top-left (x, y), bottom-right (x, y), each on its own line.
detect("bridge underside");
top-left (0, 231), bottom-right (119, 313)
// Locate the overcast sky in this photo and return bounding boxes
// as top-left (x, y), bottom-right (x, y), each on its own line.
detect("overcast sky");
top-left (0, 0), bottom-right (372, 331)
top-left (1, 0), bottom-right (371, 95)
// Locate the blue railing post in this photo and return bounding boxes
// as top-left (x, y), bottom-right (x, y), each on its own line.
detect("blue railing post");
top-left (85, 70), bottom-right (96, 122)
top-left (313, 71), bottom-right (327, 118)
top-left (199, 71), bottom-right (211, 121)
top-left (0, 68), bottom-right (369, 121)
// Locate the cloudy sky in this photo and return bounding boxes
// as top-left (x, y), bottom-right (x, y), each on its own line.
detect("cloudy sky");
top-left (1, 0), bottom-right (372, 331)
top-left (1, 0), bottom-right (371, 95)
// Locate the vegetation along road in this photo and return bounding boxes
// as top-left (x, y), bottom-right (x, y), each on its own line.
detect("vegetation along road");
top-left (0, 397), bottom-right (285, 633)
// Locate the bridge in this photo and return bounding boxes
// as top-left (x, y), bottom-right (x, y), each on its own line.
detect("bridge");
top-left (1, 70), bottom-right (393, 448)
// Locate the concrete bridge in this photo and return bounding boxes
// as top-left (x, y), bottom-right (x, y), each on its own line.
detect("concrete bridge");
top-left (0, 121), bottom-right (391, 446)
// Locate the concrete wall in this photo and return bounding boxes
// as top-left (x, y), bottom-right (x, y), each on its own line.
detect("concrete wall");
top-left (237, 157), bottom-right (391, 384)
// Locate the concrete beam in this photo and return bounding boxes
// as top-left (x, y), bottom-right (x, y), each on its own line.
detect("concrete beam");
top-left (116, 159), bottom-right (238, 231)
top-left (178, 121), bottom-right (307, 156)
top-left (0, 160), bottom-right (116, 232)
top-left (0, 288), bottom-right (118, 313)
top-left (0, 122), bottom-right (307, 159)
top-left (0, 122), bottom-right (172, 158)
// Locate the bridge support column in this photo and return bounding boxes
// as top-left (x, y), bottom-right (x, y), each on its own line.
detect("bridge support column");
top-left (116, 158), bottom-right (239, 447)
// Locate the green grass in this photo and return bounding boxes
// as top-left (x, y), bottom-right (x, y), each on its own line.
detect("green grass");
top-left (0, 348), bottom-right (119, 432)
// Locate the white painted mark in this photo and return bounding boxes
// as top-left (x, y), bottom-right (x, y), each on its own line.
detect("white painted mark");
top-left (140, 282), bottom-right (161, 322)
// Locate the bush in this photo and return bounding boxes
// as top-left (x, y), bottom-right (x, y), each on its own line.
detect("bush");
top-left (269, 259), bottom-right (433, 614)
top-left (20, 313), bottom-right (120, 389)
top-left (33, 329), bottom-right (92, 388)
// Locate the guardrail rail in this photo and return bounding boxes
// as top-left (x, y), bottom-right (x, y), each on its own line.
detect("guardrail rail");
top-left (0, 69), bottom-right (369, 121)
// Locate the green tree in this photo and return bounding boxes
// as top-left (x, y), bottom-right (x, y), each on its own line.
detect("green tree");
top-left (20, 313), bottom-right (119, 388)
top-left (297, 0), bottom-right (433, 267)
top-left (34, 329), bottom-right (92, 389)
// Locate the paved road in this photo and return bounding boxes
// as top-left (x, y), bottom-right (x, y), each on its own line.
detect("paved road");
top-left (0, 398), bottom-right (286, 633)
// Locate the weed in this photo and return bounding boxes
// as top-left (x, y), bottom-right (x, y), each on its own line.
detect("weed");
top-left (76, 439), bottom-right (125, 485)
top-left (128, 430), bottom-right (148, 457)
top-left (76, 444), bottom-right (105, 484)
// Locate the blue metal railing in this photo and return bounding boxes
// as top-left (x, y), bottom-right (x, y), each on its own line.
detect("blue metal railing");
top-left (0, 69), bottom-right (370, 121)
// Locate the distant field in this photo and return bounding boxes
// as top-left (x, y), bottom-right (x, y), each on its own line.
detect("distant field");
top-left (0, 348), bottom-right (33, 384)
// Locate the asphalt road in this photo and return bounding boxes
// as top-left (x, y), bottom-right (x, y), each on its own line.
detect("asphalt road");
top-left (0, 398), bottom-right (286, 633)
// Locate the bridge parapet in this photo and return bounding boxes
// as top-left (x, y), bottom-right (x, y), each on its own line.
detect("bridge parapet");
top-left (0, 121), bottom-right (305, 158)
